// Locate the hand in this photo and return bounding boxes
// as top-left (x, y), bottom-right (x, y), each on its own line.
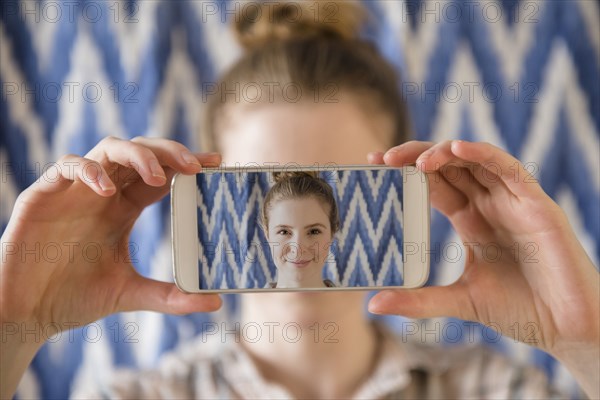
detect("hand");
top-left (0, 136), bottom-right (224, 398)
top-left (367, 140), bottom-right (599, 396)
top-left (1, 136), bottom-right (222, 332)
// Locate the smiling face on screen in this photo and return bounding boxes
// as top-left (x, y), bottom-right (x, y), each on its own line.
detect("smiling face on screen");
top-left (266, 197), bottom-right (334, 288)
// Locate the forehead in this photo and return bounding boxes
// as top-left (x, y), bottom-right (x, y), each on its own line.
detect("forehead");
top-left (268, 197), bottom-right (330, 227)
top-left (217, 94), bottom-right (393, 165)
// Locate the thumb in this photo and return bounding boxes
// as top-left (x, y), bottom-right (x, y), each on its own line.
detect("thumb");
top-left (368, 284), bottom-right (473, 320)
top-left (119, 276), bottom-right (222, 314)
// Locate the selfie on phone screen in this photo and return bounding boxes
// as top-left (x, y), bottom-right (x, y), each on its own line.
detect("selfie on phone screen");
top-left (196, 169), bottom-right (406, 289)
top-left (171, 165), bottom-right (429, 292)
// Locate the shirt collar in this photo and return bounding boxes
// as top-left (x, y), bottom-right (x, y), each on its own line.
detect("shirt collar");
top-left (212, 321), bottom-right (418, 399)
top-left (350, 321), bottom-right (413, 399)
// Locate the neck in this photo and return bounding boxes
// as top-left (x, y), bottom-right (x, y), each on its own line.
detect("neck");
top-left (239, 292), bottom-right (378, 399)
top-left (276, 267), bottom-right (326, 288)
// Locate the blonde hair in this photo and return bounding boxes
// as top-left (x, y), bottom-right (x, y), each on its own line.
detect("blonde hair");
top-left (261, 171), bottom-right (340, 235)
top-left (203, 0), bottom-right (410, 150)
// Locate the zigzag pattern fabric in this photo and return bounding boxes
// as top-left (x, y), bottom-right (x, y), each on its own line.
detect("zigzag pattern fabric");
top-left (1, 0), bottom-right (598, 398)
top-left (196, 170), bottom-right (404, 289)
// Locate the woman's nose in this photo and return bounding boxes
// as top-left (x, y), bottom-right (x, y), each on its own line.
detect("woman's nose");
top-left (283, 238), bottom-right (301, 258)
top-left (298, 237), bottom-right (318, 257)
top-left (295, 236), bottom-right (309, 251)
top-left (282, 235), bottom-right (306, 257)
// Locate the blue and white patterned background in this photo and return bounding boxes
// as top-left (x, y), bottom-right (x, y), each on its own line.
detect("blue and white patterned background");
top-left (1, 0), bottom-right (598, 398)
top-left (196, 169), bottom-right (404, 289)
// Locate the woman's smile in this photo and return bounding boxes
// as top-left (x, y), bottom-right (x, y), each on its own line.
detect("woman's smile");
top-left (286, 258), bottom-right (312, 268)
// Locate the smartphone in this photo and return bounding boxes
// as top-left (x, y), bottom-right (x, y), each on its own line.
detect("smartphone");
top-left (171, 165), bottom-right (429, 293)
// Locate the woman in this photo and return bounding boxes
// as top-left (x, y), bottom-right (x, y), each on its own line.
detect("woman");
top-left (261, 171), bottom-right (338, 289)
top-left (1, 1), bottom-right (598, 399)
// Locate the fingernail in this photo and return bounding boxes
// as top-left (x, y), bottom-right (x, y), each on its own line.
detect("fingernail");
top-left (416, 158), bottom-right (428, 171)
top-left (181, 151), bottom-right (201, 166)
top-left (416, 154), bottom-right (430, 168)
top-left (451, 140), bottom-right (463, 152)
top-left (368, 295), bottom-right (392, 314)
top-left (382, 150), bottom-right (398, 164)
top-left (98, 178), bottom-right (115, 192)
top-left (203, 152), bottom-right (221, 158)
top-left (149, 159), bottom-right (166, 180)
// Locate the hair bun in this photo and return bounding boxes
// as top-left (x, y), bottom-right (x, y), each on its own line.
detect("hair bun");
top-left (273, 170), bottom-right (319, 183)
top-left (234, 1), bottom-right (365, 50)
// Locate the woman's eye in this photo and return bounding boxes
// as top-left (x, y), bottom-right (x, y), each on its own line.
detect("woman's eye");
top-left (277, 229), bottom-right (290, 236)
top-left (309, 229), bottom-right (321, 235)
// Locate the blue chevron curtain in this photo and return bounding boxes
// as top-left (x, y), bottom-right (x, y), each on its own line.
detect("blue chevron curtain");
top-left (196, 170), bottom-right (404, 289)
top-left (1, 0), bottom-right (598, 398)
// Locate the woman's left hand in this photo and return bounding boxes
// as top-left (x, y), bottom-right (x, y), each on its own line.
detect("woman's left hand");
top-left (367, 140), bottom-right (599, 398)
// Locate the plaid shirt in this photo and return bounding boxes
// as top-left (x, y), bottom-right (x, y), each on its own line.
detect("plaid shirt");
top-left (73, 322), bottom-right (572, 399)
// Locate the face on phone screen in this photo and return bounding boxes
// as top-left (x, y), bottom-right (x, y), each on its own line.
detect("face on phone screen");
top-left (196, 168), bottom-right (404, 289)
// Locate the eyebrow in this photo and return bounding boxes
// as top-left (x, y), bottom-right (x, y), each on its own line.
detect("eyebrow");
top-left (275, 223), bottom-right (327, 229)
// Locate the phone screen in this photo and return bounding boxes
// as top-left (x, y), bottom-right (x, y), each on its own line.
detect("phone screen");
top-left (195, 168), bottom-right (404, 289)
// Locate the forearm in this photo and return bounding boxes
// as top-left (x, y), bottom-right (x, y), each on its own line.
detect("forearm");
top-left (554, 343), bottom-right (600, 399)
top-left (1, 321), bottom-right (44, 399)
top-left (552, 232), bottom-right (600, 398)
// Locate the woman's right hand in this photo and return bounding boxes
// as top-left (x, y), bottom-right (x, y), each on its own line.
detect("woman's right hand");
top-left (0, 136), bottom-right (222, 338)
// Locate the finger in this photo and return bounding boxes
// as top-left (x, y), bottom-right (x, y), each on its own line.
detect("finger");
top-left (121, 152), bottom-right (224, 209)
top-left (426, 170), bottom-right (469, 217)
top-left (439, 165), bottom-right (488, 200)
top-left (465, 163), bottom-right (498, 191)
top-left (86, 137), bottom-right (221, 189)
top-left (32, 154), bottom-right (116, 196)
top-left (385, 141), bottom-right (488, 196)
top-left (367, 151), bottom-right (385, 164)
top-left (383, 141), bottom-right (435, 166)
top-left (119, 275), bottom-right (222, 315)
top-left (449, 140), bottom-right (543, 198)
top-left (121, 167), bottom-right (178, 209)
top-left (381, 141), bottom-right (469, 216)
top-left (116, 136), bottom-right (209, 189)
top-left (415, 141), bottom-right (494, 192)
top-left (368, 284), bottom-right (475, 321)
top-left (85, 136), bottom-right (167, 187)
top-left (131, 136), bottom-right (222, 170)
top-left (412, 141), bottom-right (489, 198)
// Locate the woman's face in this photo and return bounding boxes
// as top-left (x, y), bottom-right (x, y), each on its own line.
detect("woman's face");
top-left (266, 197), bottom-right (334, 287)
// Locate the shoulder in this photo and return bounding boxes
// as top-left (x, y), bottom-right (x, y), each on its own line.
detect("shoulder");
top-left (373, 322), bottom-right (568, 399)
top-left (70, 332), bottom-right (233, 399)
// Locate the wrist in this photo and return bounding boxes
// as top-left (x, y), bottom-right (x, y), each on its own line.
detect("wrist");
top-left (1, 320), bottom-right (45, 399)
top-left (551, 341), bottom-right (600, 399)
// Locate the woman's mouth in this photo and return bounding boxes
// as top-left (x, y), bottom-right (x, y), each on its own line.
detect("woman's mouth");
top-left (287, 259), bottom-right (311, 268)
